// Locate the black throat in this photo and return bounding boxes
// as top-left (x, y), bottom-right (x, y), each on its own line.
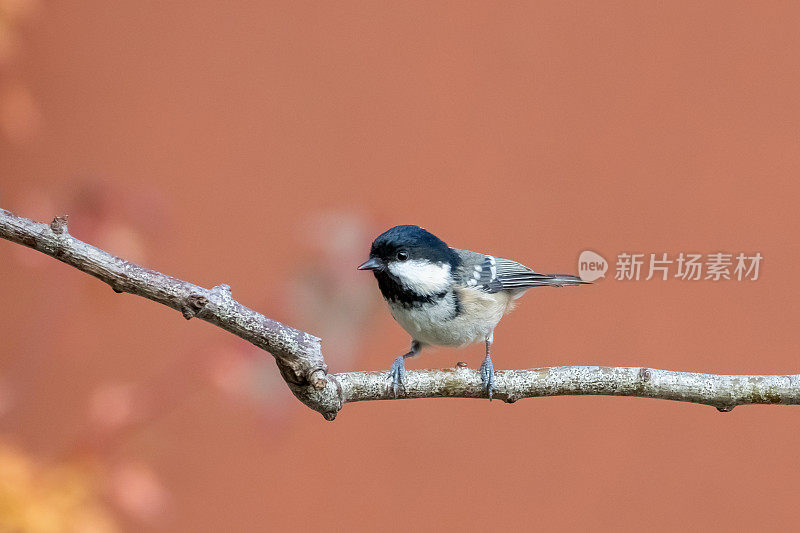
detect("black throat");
top-left (373, 271), bottom-right (449, 306)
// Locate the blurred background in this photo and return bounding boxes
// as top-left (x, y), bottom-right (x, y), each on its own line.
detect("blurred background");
top-left (1, 1), bottom-right (799, 531)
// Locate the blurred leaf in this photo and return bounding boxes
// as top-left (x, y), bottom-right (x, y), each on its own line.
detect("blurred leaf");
top-left (0, 442), bottom-right (117, 533)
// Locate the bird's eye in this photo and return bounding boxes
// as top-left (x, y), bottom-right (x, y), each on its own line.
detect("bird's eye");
top-left (396, 251), bottom-right (409, 261)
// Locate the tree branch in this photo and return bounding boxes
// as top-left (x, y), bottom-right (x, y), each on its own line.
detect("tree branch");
top-left (1, 208), bottom-right (798, 420)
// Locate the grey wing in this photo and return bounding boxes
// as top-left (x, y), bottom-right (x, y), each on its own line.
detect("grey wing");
top-left (453, 248), bottom-right (588, 292)
top-left (452, 249), bottom-right (504, 292)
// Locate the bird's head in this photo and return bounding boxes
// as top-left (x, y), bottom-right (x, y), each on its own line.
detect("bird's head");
top-left (358, 225), bottom-right (459, 298)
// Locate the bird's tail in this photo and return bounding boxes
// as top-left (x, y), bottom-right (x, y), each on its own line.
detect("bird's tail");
top-left (541, 274), bottom-right (591, 287)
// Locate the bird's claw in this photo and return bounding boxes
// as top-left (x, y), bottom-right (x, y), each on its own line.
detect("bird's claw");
top-left (480, 356), bottom-right (495, 400)
top-left (387, 355), bottom-right (407, 398)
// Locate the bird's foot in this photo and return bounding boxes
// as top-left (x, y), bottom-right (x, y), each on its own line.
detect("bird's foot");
top-left (387, 355), bottom-right (407, 398)
top-left (480, 355), bottom-right (495, 400)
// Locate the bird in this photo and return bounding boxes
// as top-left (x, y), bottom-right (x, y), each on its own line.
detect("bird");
top-left (358, 224), bottom-right (589, 399)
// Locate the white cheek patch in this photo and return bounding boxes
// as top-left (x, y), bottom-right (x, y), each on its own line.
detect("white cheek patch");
top-left (388, 259), bottom-right (451, 295)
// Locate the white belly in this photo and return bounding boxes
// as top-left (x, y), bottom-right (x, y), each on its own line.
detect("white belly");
top-left (387, 287), bottom-right (513, 347)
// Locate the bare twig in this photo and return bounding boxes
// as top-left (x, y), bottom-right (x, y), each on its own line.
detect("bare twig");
top-left (1, 208), bottom-right (798, 420)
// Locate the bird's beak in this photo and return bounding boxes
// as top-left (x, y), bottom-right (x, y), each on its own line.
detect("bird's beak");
top-left (357, 257), bottom-right (383, 271)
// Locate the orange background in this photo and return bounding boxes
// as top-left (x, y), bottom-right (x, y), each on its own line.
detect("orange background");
top-left (1, 1), bottom-right (799, 531)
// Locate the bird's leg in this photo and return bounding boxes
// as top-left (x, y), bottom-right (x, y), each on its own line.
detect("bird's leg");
top-left (480, 332), bottom-right (495, 400)
top-left (388, 340), bottom-right (421, 398)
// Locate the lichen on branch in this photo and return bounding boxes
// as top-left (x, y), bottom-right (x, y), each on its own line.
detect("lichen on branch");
top-left (1, 208), bottom-right (798, 421)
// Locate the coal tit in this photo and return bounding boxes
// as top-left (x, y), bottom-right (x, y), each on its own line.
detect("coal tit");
top-left (358, 225), bottom-right (589, 399)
